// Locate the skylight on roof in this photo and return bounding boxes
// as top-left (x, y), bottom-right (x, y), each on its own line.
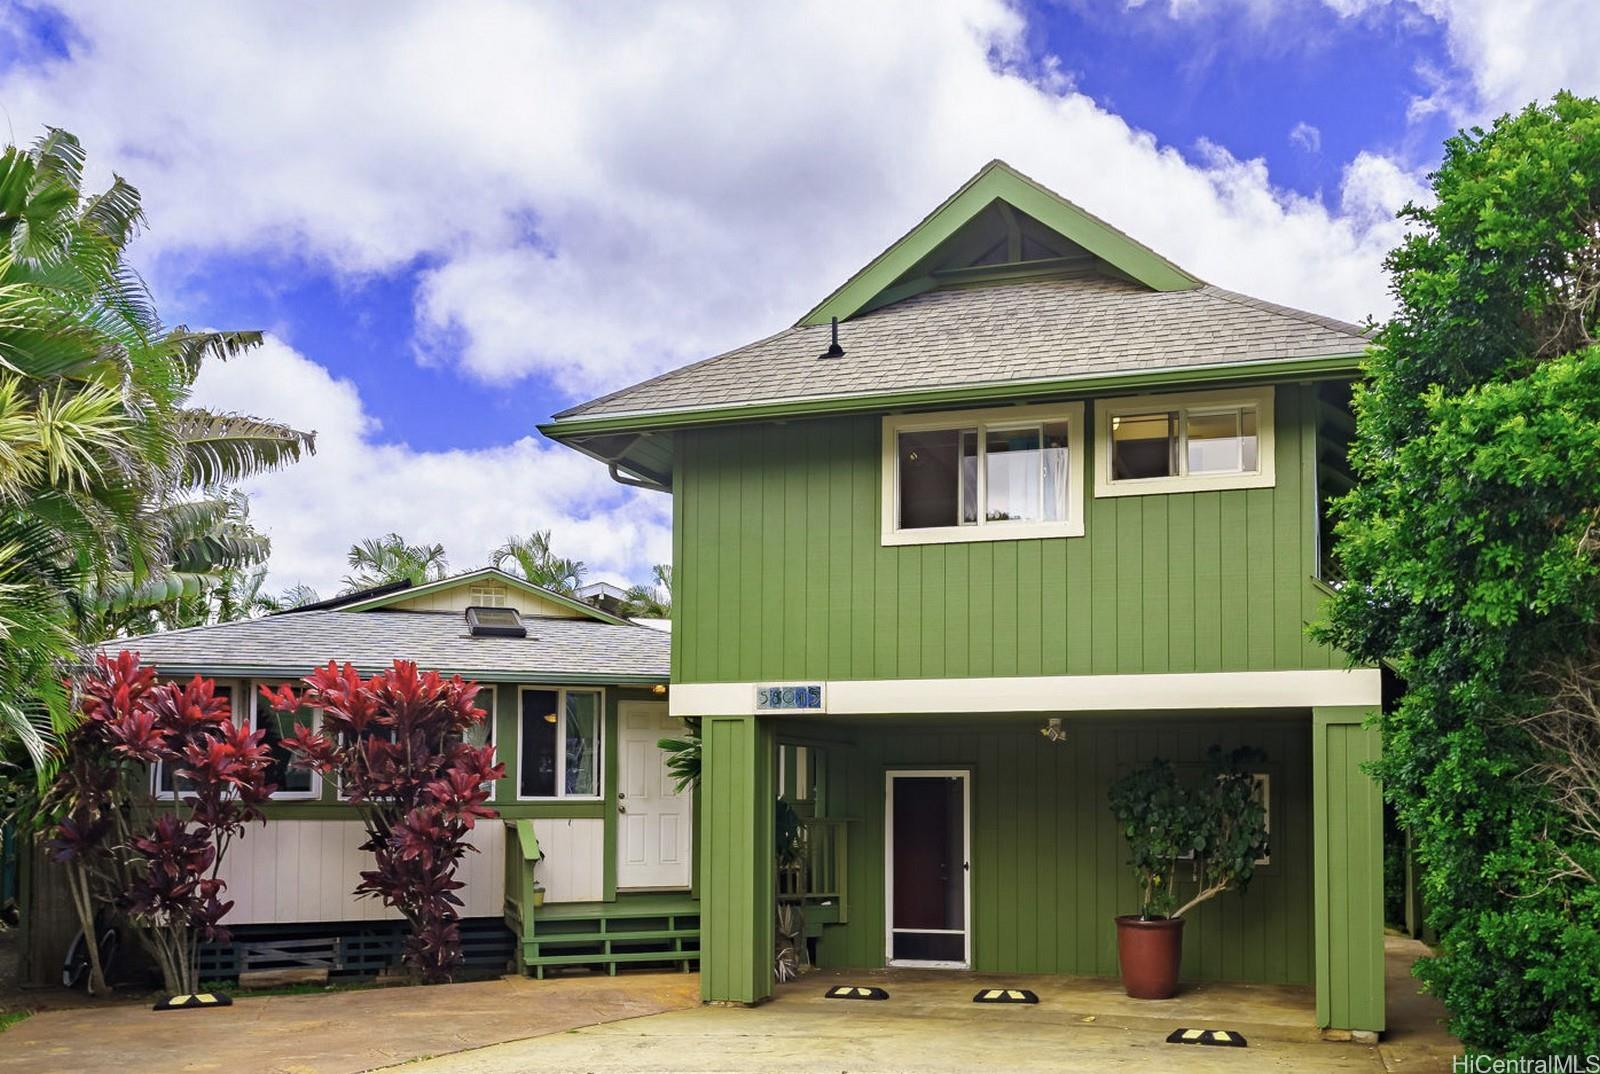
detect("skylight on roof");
top-left (465, 606), bottom-right (526, 638)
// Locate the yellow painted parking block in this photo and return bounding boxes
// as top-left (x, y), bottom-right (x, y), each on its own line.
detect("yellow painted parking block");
top-left (825, 985), bottom-right (889, 1000)
top-left (972, 987), bottom-right (1039, 1004)
top-left (1165, 1027), bottom-right (1247, 1047)
top-left (152, 992), bottom-right (234, 1012)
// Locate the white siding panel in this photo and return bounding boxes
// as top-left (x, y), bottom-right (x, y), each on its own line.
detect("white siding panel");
top-left (530, 818), bottom-right (604, 903)
top-left (221, 820), bottom-right (505, 924)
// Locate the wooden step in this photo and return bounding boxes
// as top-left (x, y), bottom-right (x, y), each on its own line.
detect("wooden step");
top-left (530, 927), bottom-right (699, 946)
top-left (529, 948), bottom-right (700, 967)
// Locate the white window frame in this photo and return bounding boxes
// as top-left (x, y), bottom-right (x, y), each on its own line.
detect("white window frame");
top-left (150, 678), bottom-right (241, 799)
top-left (516, 685), bottom-right (605, 802)
top-left (468, 584), bottom-right (508, 607)
top-left (1253, 772), bottom-right (1272, 866)
top-left (881, 401), bottom-right (1085, 546)
top-left (1094, 385), bottom-right (1275, 497)
top-left (251, 682), bottom-right (323, 801)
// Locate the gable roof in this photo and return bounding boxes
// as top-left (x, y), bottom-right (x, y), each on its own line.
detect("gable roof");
top-left (318, 566), bottom-right (631, 626)
top-left (554, 275), bottom-right (1365, 426)
top-left (103, 610), bottom-right (669, 685)
top-left (540, 159), bottom-right (1371, 480)
top-left (799, 159), bottom-right (1201, 326)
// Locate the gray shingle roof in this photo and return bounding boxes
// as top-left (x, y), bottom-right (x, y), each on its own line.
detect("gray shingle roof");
top-left (555, 274), bottom-right (1368, 421)
top-left (102, 610), bottom-right (669, 682)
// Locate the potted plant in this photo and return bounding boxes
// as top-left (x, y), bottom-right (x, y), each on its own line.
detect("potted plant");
top-left (1107, 747), bottom-right (1269, 999)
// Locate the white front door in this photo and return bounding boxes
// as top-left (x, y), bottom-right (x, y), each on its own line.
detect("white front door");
top-left (617, 701), bottom-right (693, 889)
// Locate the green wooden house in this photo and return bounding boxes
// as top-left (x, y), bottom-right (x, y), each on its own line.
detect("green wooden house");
top-left (542, 160), bottom-right (1385, 1033)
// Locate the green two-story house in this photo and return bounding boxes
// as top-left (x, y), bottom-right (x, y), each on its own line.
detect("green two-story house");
top-left (542, 160), bottom-right (1385, 1033)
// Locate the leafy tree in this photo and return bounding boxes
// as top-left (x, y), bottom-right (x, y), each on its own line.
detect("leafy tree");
top-left (1107, 748), bottom-right (1268, 919)
top-left (45, 652), bottom-right (272, 995)
top-left (263, 661), bottom-right (502, 983)
top-left (341, 533), bottom-right (448, 593)
top-left (84, 494), bottom-right (281, 636)
top-left (0, 128), bottom-right (311, 781)
top-left (1317, 94), bottom-right (1600, 1054)
top-left (491, 530), bottom-right (584, 594)
top-left (621, 563), bottom-right (671, 619)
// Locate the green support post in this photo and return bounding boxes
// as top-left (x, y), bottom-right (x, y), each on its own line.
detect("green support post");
top-left (699, 715), bottom-right (774, 1004)
top-left (1311, 706), bottom-right (1386, 1034)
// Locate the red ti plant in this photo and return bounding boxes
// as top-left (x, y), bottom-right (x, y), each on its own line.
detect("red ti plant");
top-left (260, 660), bottom-right (503, 984)
top-left (46, 651), bottom-right (273, 996)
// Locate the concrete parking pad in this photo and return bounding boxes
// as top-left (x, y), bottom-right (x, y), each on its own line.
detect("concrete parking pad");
top-left (398, 990), bottom-right (1387, 1074)
top-left (394, 936), bottom-right (1459, 1074)
top-left (0, 972), bottom-right (700, 1074)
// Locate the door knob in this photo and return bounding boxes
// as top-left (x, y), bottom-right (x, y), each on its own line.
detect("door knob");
top-left (619, 805), bottom-right (627, 813)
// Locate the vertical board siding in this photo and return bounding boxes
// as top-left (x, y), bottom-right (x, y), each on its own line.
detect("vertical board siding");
top-left (677, 383), bottom-right (1339, 684)
top-left (530, 818), bottom-right (606, 903)
top-left (700, 716), bottom-right (775, 1003)
top-left (220, 820), bottom-right (504, 924)
top-left (1312, 708), bottom-right (1386, 1031)
top-left (807, 716), bottom-right (1314, 985)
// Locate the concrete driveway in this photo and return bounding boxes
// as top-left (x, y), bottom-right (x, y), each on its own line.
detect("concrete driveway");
top-left (0, 973), bottom-right (700, 1074)
top-left (391, 938), bottom-right (1457, 1074)
top-left (394, 995), bottom-right (1388, 1074)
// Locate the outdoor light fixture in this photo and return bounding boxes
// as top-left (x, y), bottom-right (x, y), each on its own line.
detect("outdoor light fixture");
top-left (651, 683), bottom-right (667, 695)
top-left (1039, 717), bottom-right (1066, 743)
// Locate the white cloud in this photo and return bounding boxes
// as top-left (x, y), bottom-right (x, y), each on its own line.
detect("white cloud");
top-left (1406, 0), bottom-right (1600, 117)
top-left (1, 1), bottom-right (1418, 382)
top-left (190, 337), bottom-right (671, 597)
top-left (18, 0), bottom-right (1591, 591)
top-left (1289, 121), bottom-right (1322, 153)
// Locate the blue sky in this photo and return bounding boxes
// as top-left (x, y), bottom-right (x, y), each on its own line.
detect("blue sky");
top-left (0, 1), bottom-right (1589, 593)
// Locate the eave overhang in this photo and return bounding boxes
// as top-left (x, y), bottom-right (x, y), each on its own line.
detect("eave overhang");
top-left (539, 350), bottom-right (1368, 455)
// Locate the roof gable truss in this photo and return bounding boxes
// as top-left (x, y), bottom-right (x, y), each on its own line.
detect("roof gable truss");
top-left (799, 160), bottom-right (1202, 327)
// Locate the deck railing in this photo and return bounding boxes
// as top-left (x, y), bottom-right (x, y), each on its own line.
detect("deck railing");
top-left (777, 815), bottom-right (850, 923)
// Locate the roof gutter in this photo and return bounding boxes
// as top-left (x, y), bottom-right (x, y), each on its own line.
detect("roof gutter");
top-left (541, 350), bottom-right (1369, 441)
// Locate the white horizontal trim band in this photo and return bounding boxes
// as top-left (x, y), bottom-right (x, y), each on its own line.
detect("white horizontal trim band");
top-left (670, 669), bottom-right (1381, 717)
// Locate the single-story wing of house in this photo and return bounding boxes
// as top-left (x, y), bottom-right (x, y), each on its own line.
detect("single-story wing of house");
top-left (65, 566), bottom-right (693, 980)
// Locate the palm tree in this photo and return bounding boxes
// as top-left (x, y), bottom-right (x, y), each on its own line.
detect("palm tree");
top-left (341, 533), bottom-right (449, 592)
top-left (274, 582), bottom-right (321, 610)
top-left (491, 530), bottom-right (585, 594)
top-left (621, 563), bottom-right (671, 619)
top-left (0, 128), bottom-right (313, 779)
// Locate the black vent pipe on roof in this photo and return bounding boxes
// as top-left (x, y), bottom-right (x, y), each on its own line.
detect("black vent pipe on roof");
top-left (819, 316), bottom-right (845, 359)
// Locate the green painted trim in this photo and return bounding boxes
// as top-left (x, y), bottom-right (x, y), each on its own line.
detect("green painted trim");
top-left (798, 160), bottom-right (1201, 327)
top-left (334, 566), bottom-right (632, 625)
top-left (603, 690), bottom-right (621, 901)
top-left (257, 800), bottom-right (606, 821)
top-left (513, 818), bottom-right (541, 860)
top-left (540, 353), bottom-right (1365, 442)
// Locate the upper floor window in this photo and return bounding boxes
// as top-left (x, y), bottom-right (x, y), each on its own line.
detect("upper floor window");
top-left (881, 402), bottom-right (1085, 546)
top-left (1094, 386), bottom-right (1275, 497)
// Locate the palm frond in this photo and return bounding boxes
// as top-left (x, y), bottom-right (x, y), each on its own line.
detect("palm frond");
top-left (173, 407), bottom-right (315, 487)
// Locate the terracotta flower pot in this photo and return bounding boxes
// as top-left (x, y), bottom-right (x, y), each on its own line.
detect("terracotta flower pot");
top-left (1115, 915), bottom-right (1185, 999)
